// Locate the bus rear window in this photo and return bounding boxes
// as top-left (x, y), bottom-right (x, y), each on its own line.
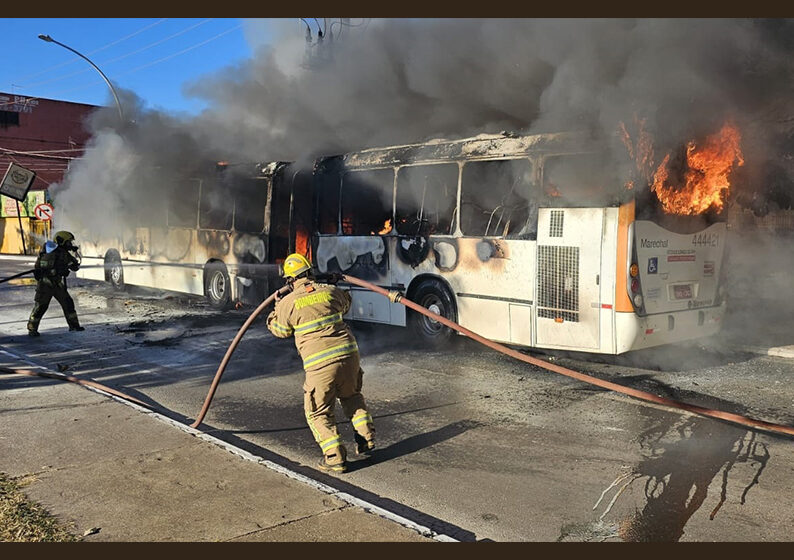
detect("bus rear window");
top-left (542, 153), bottom-right (621, 208)
top-left (341, 169), bottom-right (393, 235)
top-left (460, 159), bottom-right (534, 238)
top-left (396, 163), bottom-right (457, 236)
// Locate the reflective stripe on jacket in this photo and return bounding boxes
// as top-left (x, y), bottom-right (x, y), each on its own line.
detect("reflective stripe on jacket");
top-left (267, 277), bottom-right (357, 372)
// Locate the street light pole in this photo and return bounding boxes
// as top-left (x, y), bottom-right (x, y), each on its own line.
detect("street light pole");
top-left (37, 34), bottom-right (124, 124)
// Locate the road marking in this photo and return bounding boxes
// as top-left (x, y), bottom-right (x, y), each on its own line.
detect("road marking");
top-left (0, 346), bottom-right (461, 542)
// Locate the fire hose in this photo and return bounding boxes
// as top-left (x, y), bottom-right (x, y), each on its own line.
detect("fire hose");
top-left (0, 365), bottom-right (149, 408)
top-left (3, 270), bottom-right (793, 438)
top-left (0, 268), bottom-right (35, 284)
top-left (192, 274), bottom-right (794, 437)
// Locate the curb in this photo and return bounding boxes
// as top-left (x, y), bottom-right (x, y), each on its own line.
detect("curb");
top-left (0, 346), bottom-right (460, 542)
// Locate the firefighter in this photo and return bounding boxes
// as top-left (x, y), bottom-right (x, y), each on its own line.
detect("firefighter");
top-left (27, 230), bottom-right (85, 337)
top-left (267, 253), bottom-right (375, 473)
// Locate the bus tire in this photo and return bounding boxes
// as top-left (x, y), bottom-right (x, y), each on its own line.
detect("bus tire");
top-left (204, 261), bottom-right (232, 310)
top-left (104, 251), bottom-right (125, 291)
top-left (409, 278), bottom-right (457, 347)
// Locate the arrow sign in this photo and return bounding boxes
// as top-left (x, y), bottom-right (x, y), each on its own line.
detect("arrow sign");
top-left (34, 203), bottom-right (53, 221)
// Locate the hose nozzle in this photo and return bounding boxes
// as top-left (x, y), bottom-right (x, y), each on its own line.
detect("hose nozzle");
top-left (387, 290), bottom-right (403, 303)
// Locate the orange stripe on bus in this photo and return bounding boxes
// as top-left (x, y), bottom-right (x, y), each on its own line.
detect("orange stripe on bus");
top-left (615, 200), bottom-right (635, 313)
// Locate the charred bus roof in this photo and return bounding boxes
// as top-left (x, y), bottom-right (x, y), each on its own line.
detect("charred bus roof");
top-left (336, 130), bottom-right (598, 169)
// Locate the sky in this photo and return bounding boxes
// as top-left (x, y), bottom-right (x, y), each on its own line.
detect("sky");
top-left (0, 18), bottom-right (284, 115)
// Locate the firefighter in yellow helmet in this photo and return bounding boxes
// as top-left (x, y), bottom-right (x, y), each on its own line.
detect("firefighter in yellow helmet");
top-left (27, 231), bottom-right (84, 336)
top-left (267, 253), bottom-right (375, 473)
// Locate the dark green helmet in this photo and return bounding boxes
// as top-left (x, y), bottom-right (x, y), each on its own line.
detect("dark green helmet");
top-left (53, 231), bottom-right (75, 246)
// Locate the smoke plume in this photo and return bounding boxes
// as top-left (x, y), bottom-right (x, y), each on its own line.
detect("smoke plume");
top-left (51, 18), bottom-right (793, 238)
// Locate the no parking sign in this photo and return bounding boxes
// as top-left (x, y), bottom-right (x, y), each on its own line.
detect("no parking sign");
top-left (34, 203), bottom-right (53, 221)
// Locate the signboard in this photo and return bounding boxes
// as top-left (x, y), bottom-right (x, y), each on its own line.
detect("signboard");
top-left (34, 203), bottom-right (53, 221)
top-left (1, 191), bottom-right (46, 217)
top-left (0, 163), bottom-right (36, 202)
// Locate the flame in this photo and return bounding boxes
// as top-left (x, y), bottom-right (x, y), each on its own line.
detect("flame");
top-left (651, 122), bottom-right (743, 215)
top-left (295, 229), bottom-right (311, 260)
top-left (377, 218), bottom-right (392, 235)
top-left (619, 117), bottom-right (655, 179)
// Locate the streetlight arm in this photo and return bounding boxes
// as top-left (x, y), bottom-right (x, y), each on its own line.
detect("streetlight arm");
top-left (38, 34), bottom-right (124, 123)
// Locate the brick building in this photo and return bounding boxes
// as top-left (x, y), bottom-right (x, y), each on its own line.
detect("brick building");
top-left (0, 92), bottom-right (97, 254)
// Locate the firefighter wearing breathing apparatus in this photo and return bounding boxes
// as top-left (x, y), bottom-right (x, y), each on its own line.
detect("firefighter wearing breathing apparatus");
top-left (267, 253), bottom-right (375, 473)
top-left (27, 230), bottom-right (85, 337)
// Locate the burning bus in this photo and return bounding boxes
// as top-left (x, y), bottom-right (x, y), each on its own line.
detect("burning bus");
top-left (78, 125), bottom-right (741, 355)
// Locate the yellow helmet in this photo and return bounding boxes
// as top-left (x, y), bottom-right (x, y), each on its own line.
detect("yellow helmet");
top-left (53, 231), bottom-right (75, 246)
top-left (281, 253), bottom-right (312, 278)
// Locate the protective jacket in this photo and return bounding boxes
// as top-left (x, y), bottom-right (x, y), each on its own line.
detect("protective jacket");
top-left (267, 277), bottom-right (358, 372)
top-left (33, 245), bottom-right (79, 281)
top-left (28, 245), bottom-right (82, 333)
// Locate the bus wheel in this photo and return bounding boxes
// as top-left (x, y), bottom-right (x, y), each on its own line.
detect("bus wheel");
top-left (104, 251), bottom-right (125, 291)
top-left (204, 261), bottom-right (231, 310)
top-left (409, 279), bottom-right (457, 347)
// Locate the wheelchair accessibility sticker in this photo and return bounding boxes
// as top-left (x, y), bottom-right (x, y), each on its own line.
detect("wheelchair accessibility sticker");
top-left (647, 257), bottom-right (658, 274)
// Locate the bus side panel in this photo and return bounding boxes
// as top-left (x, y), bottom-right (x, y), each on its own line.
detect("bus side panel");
top-left (535, 207), bottom-right (603, 351)
top-left (315, 235), bottom-right (395, 324)
top-left (122, 260), bottom-right (204, 296)
top-left (77, 256), bottom-right (105, 281)
top-left (599, 208), bottom-right (619, 354)
top-left (389, 237), bottom-right (537, 345)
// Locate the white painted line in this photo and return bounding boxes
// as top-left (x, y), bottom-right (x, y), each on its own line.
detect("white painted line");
top-left (0, 346), bottom-right (461, 542)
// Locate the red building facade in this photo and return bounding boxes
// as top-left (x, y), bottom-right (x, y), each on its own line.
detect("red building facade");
top-left (0, 93), bottom-right (97, 253)
top-left (0, 92), bottom-right (97, 191)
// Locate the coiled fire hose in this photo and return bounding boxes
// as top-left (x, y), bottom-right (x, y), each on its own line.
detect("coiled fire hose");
top-left (190, 274), bottom-right (794, 438)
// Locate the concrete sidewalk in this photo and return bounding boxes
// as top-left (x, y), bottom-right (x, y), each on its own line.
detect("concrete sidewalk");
top-left (0, 359), bottom-right (439, 542)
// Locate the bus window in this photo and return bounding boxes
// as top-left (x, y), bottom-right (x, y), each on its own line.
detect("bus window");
top-left (460, 159), bottom-right (534, 238)
top-left (167, 179), bottom-right (200, 228)
top-left (233, 177), bottom-right (267, 233)
top-left (340, 168), bottom-right (394, 235)
top-left (541, 153), bottom-right (622, 208)
top-left (317, 169), bottom-right (341, 234)
top-left (396, 163), bottom-right (458, 236)
top-left (199, 178), bottom-right (234, 230)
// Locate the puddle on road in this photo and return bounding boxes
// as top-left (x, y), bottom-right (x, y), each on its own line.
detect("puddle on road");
top-left (586, 395), bottom-right (771, 542)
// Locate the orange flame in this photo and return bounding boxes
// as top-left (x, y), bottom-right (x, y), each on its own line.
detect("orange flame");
top-left (377, 218), bottom-right (392, 235)
top-left (619, 117), bottom-right (655, 179)
top-left (651, 122), bottom-right (743, 215)
top-left (295, 229), bottom-right (311, 260)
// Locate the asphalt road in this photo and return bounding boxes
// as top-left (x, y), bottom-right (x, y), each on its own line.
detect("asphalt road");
top-left (2, 255), bottom-right (793, 541)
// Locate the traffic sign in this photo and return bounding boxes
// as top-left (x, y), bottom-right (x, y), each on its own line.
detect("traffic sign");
top-left (0, 163), bottom-right (36, 202)
top-left (34, 203), bottom-right (53, 221)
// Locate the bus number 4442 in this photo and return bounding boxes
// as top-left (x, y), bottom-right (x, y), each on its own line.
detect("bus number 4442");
top-left (692, 233), bottom-right (718, 247)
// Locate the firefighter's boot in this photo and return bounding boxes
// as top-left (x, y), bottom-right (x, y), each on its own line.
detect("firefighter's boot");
top-left (354, 432), bottom-right (376, 456)
top-left (318, 445), bottom-right (347, 473)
